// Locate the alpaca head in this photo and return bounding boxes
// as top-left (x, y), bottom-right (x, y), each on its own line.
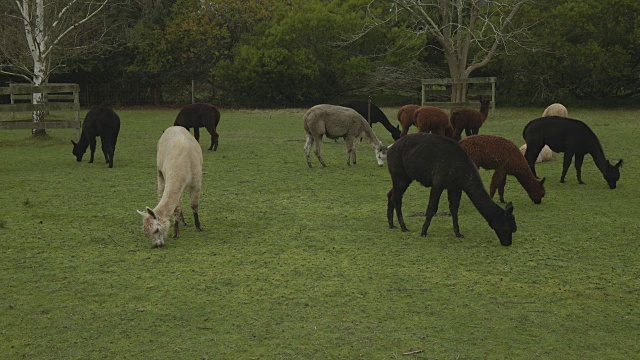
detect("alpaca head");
top-left (375, 144), bottom-right (388, 166)
top-left (530, 177), bottom-right (546, 204)
top-left (604, 159), bottom-right (623, 189)
top-left (71, 140), bottom-right (85, 162)
top-left (492, 202), bottom-right (517, 246)
top-left (137, 207), bottom-right (170, 248)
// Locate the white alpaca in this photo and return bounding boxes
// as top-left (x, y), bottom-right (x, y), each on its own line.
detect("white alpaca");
top-left (520, 103), bottom-right (569, 163)
top-left (137, 126), bottom-right (203, 248)
top-left (542, 103), bottom-right (569, 117)
top-left (303, 104), bottom-right (387, 167)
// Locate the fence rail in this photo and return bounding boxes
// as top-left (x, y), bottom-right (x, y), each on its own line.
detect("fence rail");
top-left (0, 83), bottom-right (81, 134)
top-left (421, 77), bottom-right (496, 113)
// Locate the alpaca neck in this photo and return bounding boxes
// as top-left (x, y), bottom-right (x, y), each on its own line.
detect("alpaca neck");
top-left (464, 178), bottom-right (504, 227)
top-left (76, 132), bottom-right (90, 152)
top-left (362, 125), bottom-right (382, 148)
top-left (154, 185), bottom-right (184, 220)
top-left (513, 167), bottom-right (539, 193)
top-left (589, 144), bottom-right (610, 174)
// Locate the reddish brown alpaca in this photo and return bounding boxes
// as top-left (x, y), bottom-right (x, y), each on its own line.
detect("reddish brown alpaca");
top-left (397, 104), bottom-right (421, 137)
top-left (413, 106), bottom-right (453, 137)
top-left (459, 135), bottom-right (546, 204)
top-left (450, 99), bottom-right (491, 141)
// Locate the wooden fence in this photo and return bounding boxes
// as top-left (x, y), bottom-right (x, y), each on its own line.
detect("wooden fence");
top-left (0, 83), bottom-right (80, 134)
top-left (421, 77), bottom-right (496, 113)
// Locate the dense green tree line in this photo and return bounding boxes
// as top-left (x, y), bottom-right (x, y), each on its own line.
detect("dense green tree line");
top-left (7, 0), bottom-right (638, 106)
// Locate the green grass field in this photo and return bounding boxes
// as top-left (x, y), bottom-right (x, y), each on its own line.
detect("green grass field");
top-left (1, 106), bottom-right (639, 359)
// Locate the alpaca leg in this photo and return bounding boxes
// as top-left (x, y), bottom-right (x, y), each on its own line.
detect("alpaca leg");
top-left (447, 189), bottom-right (463, 237)
top-left (88, 137), bottom-right (97, 163)
top-left (313, 135), bottom-right (326, 167)
top-left (574, 153), bottom-right (586, 184)
top-left (561, 152), bottom-right (575, 183)
top-left (490, 170), bottom-right (507, 203)
top-left (193, 127), bottom-right (201, 143)
top-left (100, 136), bottom-right (113, 168)
top-left (205, 124), bottom-right (218, 151)
top-left (304, 134), bottom-right (314, 167)
top-left (173, 206), bottom-right (181, 238)
top-left (388, 180), bottom-right (411, 231)
top-left (190, 186), bottom-right (202, 231)
top-left (421, 187), bottom-right (444, 237)
top-left (345, 136), bottom-right (356, 165)
top-left (400, 123), bottom-right (411, 137)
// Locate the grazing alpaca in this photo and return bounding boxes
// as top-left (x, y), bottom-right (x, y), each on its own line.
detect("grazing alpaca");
top-left (303, 104), bottom-right (387, 167)
top-left (174, 103), bottom-right (221, 151)
top-left (397, 104), bottom-right (421, 137)
top-left (387, 133), bottom-right (517, 246)
top-left (450, 99), bottom-right (491, 141)
top-left (341, 100), bottom-right (401, 140)
top-left (519, 143), bottom-right (553, 163)
top-left (523, 117), bottom-right (623, 189)
top-left (460, 135), bottom-right (546, 204)
top-left (520, 103), bottom-right (569, 162)
top-left (413, 106), bottom-right (454, 137)
top-left (137, 126), bottom-right (203, 248)
top-left (71, 106), bottom-right (121, 168)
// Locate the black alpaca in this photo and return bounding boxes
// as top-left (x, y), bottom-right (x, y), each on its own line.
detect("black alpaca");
top-left (71, 106), bottom-right (121, 168)
top-left (174, 103), bottom-right (221, 150)
top-left (523, 116), bottom-right (623, 189)
top-left (341, 101), bottom-right (401, 140)
top-left (386, 133), bottom-right (517, 246)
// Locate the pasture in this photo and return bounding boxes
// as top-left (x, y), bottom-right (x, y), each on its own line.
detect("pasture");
top-left (0, 106), bottom-right (639, 359)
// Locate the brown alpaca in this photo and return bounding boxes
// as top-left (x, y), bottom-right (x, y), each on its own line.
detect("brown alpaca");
top-left (450, 99), bottom-right (491, 140)
top-left (413, 106), bottom-right (453, 137)
top-left (397, 104), bottom-right (421, 137)
top-left (459, 135), bottom-right (546, 204)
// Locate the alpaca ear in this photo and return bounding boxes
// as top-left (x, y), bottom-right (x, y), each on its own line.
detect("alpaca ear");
top-left (539, 177), bottom-right (546, 186)
top-left (145, 207), bottom-right (157, 219)
top-left (505, 202), bottom-right (514, 215)
top-left (136, 210), bottom-right (146, 216)
top-left (614, 159), bottom-right (623, 168)
top-left (71, 140), bottom-right (77, 146)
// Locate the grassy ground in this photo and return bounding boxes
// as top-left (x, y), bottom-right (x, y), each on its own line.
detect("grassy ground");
top-left (0, 106), bottom-right (639, 359)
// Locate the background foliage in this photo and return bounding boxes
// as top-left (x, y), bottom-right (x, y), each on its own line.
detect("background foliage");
top-left (2, 0), bottom-right (639, 106)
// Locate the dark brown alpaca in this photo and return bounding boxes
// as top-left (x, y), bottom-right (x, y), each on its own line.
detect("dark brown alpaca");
top-left (397, 104), bottom-right (421, 137)
top-left (174, 103), bottom-right (221, 151)
top-left (413, 106), bottom-right (453, 138)
top-left (459, 135), bottom-right (546, 204)
top-left (450, 99), bottom-right (491, 141)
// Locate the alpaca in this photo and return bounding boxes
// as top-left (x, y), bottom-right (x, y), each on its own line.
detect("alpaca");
top-left (341, 100), bottom-right (401, 140)
top-left (450, 99), bottom-right (491, 141)
top-left (523, 116), bottom-right (623, 189)
top-left (137, 126), bottom-right (203, 248)
top-left (174, 103), bottom-right (221, 151)
top-left (71, 106), bottom-right (121, 168)
top-left (387, 133), bottom-right (517, 246)
top-left (397, 104), bottom-right (421, 137)
top-left (519, 143), bottom-right (553, 163)
top-left (542, 103), bottom-right (569, 117)
top-left (520, 103), bottom-right (568, 162)
top-left (303, 104), bottom-right (387, 167)
top-left (413, 106), bottom-right (454, 137)
top-left (460, 135), bottom-right (546, 204)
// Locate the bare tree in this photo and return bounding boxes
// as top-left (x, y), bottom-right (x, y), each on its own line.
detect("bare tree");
top-left (0, 0), bottom-right (111, 135)
top-left (363, 0), bottom-right (530, 102)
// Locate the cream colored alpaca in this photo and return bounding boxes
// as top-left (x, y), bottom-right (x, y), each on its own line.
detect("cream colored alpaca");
top-left (137, 126), bottom-right (203, 248)
top-left (520, 103), bottom-right (569, 163)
